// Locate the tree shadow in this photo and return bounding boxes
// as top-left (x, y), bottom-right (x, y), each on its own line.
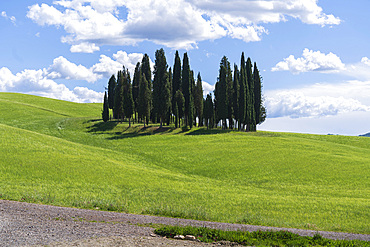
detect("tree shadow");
top-left (106, 125), bottom-right (179, 140)
top-left (87, 120), bottom-right (119, 132)
top-left (185, 128), bottom-right (233, 135)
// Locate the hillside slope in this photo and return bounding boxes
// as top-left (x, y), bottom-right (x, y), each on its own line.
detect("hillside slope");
top-left (0, 93), bottom-right (369, 234)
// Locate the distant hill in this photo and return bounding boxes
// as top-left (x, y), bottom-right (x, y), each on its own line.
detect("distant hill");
top-left (360, 132), bottom-right (370, 137)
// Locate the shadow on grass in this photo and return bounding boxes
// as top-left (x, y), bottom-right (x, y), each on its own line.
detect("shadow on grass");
top-left (87, 120), bottom-right (119, 132)
top-left (185, 128), bottom-right (234, 135)
top-left (106, 125), bottom-right (179, 140)
top-left (86, 119), bottom-right (246, 140)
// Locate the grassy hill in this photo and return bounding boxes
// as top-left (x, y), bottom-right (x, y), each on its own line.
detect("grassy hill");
top-left (0, 92), bottom-right (369, 234)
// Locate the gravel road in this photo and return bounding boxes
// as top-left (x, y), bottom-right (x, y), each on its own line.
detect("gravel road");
top-left (0, 200), bottom-right (368, 246)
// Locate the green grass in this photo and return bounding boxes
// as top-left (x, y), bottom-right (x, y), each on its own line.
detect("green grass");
top-left (154, 225), bottom-right (370, 246)
top-left (0, 92), bottom-right (369, 234)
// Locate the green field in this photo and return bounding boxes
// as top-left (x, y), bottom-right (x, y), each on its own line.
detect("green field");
top-left (0, 92), bottom-right (369, 234)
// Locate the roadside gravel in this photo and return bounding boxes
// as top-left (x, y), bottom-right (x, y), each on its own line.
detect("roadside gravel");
top-left (0, 200), bottom-right (368, 247)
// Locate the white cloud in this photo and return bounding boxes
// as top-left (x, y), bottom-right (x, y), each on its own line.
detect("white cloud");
top-left (92, 51), bottom-right (153, 78)
top-left (259, 111), bottom-right (370, 136)
top-left (273, 51), bottom-right (370, 82)
top-left (202, 81), bottom-right (215, 97)
top-left (361, 57), bottom-right (370, 66)
top-left (265, 81), bottom-right (370, 119)
top-left (0, 67), bottom-right (103, 103)
top-left (272, 48), bottom-right (345, 74)
top-left (91, 55), bottom-right (123, 79)
top-left (27, 0), bottom-right (340, 52)
top-left (341, 57), bottom-right (370, 81)
top-left (1, 11), bottom-right (16, 25)
top-left (72, 87), bottom-right (104, 103)
top-left (47, 56), bottom-right (100, 82)
top-left (0, 50), bottom-right (151, 103)
top-left (70, 43), bottom-right (100, 53)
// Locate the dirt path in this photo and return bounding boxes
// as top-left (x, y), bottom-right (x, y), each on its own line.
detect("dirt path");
top-left (0, 200), bottom-right (368, 246)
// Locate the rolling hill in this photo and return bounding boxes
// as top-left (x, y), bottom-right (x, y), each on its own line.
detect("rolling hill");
top-left (0, 92), bottom-right (369, 234)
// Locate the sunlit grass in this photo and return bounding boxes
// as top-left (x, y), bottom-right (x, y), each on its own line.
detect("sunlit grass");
top-left (0, 93), bottom-right (369, 234)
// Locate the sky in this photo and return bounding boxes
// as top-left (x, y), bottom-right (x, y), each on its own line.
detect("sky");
top-left (1, 0), bottom-right (369, 136)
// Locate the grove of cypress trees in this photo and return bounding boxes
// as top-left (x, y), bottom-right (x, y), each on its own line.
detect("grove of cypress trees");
top-left (102, 91), bottom-right (109, 122)
top-left (153, 48), bottom-right (171, 128)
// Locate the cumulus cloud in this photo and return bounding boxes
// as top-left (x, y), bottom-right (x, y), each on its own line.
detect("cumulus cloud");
top-left (202, 81), bottom-right (215, 97)
top-left (0, 67), bottom-right (103, 103)
top-left (0, 50), bottom-right (151, 103)
top-left (272, 48), bottom-right (345, 74)
top-left (272, 50), bottom-right (370, 83)
top-left (70, 43), bottom-right (100, 53)
top-left (47, 56), bottom-right (100, 82)
top-left (27, 0), bottom-right (340, 52)
top-left (92, 51), bottom-right (153, 78)
top-left (265, 81), bottom-right (370, 118)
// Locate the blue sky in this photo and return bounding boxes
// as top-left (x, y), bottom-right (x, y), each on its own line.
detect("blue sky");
top-left (1, 0), bottom-right (369, 135)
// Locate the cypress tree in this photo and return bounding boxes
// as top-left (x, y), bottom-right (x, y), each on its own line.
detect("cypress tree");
top-left (174, 90), bottom-right (185, 128)
top-left (233, 64), bottom-right (240, 129)
top-left (123, 68), bottom-right (134, 127)
top-left (142, 54), bottom-right (152, 124)
top-left (141, 54), bottom-right (152, 90)
top-left (194, 72), bottom-right (204, 127)
top-left (239, 53), bottom-right (247, 131)
top-left (172, 51), bottom-right (182, 113)
top-left (167, 67), bottom-right (173, 126)
top-left (246, 57), bottom-right (255, 131)
top-left (138, 74), bottom-right (151, 127)
top-left (182, 53), bottom-right (191, 127)
top-left (226, 60), bottom-right (233, 129)
top-left (189, 70), bottom-right (195, 128)
top-left (253, 62), bottom-right (262, 127)
top-left (107, 75), bottom-right (116, 113)
top-left (114, 70), bottom-right (124, 122)
top-left (204, 93), bottom-right (214, 129)
top-left (215, 56), bottom-right (229, 129)
top-left (153, 48), bottom-right (171, 128)
top-left (132, 62), bottom-right (141, 123)
top-left (102, 91), bottom-right (109, 122)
